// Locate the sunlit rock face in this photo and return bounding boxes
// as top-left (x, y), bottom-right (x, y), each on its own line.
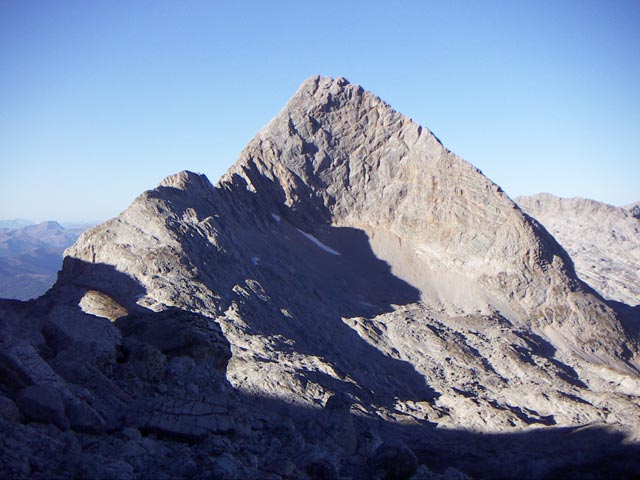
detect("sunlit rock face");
top-left (517, 193), bottom-right (640, 306)
top-left (1, 76), bottom-right (639, 479)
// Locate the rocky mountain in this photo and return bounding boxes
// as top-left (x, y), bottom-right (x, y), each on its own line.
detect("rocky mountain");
top-left (0, 221), bottom-right (90, 300)
top-left (516, 193), bottom-right (640, 307)
top-left (1, 76), bottom-right (639, 479)
top-left (627, 201), bottom-right (640, 220)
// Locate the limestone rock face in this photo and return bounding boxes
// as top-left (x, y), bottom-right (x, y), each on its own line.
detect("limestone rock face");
top-left (517, 193), bottom-right (640, 306)
top-left (59, 75), bottom-right (638, 413)
top-left (627, 201), bottom-right (640, 220)
top-left (2, 76), bottom-right (640, 478)
top-left (225, 76), bottom-right (564, 322)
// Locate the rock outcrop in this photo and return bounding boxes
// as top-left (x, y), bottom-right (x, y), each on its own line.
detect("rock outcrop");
top-left (627, 201), bottom-right (640, 220)
top-left (517, 193), bottom-right (640, 306)
top-left (1, 76), bottom-right (639, 479)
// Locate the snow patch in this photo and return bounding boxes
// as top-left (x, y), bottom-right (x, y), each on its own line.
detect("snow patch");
top-left (296, 229), bottom-right (341, 256)
top-left (271, 213), bottom-right (281, 223)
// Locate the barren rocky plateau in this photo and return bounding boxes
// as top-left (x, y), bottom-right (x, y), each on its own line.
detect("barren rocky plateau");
top-left (1, 76), bottom-right (639, 479)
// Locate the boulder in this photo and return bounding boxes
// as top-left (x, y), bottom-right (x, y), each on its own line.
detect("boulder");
top-left (0, 395), bottom-right (21, 422)
top-left (116, 308), bottom-right (231, 368)
top-left (44, 304), bottom-right (122, 359)
top-left (63, 394), bottom-right (106, 432)
top-left (136, 396), bottom-right (233, 441)
top-left (122, 338), bottom-right (167, 383)
top-left (15, 384), bottom-right (69, 430)
top-left (371, 441), bottom-right (418, 480)
top-left (0, 339), bottom-right (62, 390)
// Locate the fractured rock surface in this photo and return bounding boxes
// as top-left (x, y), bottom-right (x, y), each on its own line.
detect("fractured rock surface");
top-left (517, 193), bottom-right (640, 306)
top-left (1, 76), bottom-right (639, 478)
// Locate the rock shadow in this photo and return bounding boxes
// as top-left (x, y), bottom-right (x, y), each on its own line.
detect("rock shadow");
top-left (512, 330), bottom-right (587, 388)
top-left (53, 256), bottom-right (148, 314)
top-left (207, 173), bottom-right (437, 408)
top-left (608, 300), bottom-right (640, 339)
top-left (154, 383), bottom-right (636, 480)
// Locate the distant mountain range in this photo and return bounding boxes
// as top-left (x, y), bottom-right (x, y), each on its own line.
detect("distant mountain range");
top-left (0, 219), bottom-right (36, 230)
top-left (0, 221), bottom-right (92, 300)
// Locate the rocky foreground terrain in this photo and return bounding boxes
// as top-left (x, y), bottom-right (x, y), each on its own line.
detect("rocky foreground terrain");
top-left (1, 76), bottom-right (639, 479)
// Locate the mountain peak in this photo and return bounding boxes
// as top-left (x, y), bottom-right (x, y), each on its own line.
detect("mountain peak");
top-left (298, 74), bottom-right (351, 93)
top-left (3, 76), bottom-right (639, 478)
top-left (226, 74), bottom-right (436, 200)
top-left (159, 170), bottom-right (210, 190)
top-left (173, 77), bottom-right (635, 373)
top-left (157, 170), bottom-right (216, 201)
top-left (270, 75), bottom-right (378, 135)
top-left (39, 220), bottom-right (64, 230)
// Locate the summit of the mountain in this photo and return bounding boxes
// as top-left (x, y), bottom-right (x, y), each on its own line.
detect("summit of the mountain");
top-left (221, 76), bottom-right (632, 361)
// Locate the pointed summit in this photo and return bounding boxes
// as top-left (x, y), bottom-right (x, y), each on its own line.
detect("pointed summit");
top-left (296, 74), bottom-right (351, 94)
top-left (55, 75), bottom-right (639, 434)
top-left (221, 76), bottom-right (615, 337)
top-left (63, 76), bottom-right (636, 376)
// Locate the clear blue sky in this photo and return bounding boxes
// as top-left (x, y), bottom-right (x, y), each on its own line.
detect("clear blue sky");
top-left (1, 0), bottom-right (638, 222)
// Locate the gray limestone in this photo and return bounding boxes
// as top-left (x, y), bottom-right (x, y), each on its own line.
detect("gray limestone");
top-left (15, 384), bottom-right (69, 430)
top-left (1, 76), bottom-right (639, 479)
top-left (0, 395), bottom-right (21, 422)
top-left (517, 193), bottom-right (640, 306)
top-left (627, 201), bottom-right (640, 220)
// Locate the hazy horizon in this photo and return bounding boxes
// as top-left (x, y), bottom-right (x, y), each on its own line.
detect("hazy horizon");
top-left (2, 1), bottom-right (639, 222)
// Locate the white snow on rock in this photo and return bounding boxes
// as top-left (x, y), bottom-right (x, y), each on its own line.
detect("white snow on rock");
top-left (296, 229), bottom-right (341, 256)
